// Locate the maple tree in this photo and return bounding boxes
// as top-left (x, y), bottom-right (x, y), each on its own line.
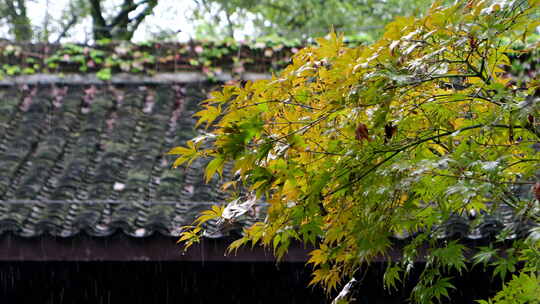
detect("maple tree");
top-left (170, 1), bottom-right (540, 303)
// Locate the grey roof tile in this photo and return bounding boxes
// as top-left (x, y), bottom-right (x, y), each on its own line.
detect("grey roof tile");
top-left (0, 83), bottom-right (262, 238)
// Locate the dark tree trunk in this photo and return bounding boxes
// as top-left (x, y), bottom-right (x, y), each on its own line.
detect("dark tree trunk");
top-left (2, 0), bottom-right (33, 42)
top-left (88, 0), bottom-right (158, 41)
top-left (89, 0), bottom-right (111, 40)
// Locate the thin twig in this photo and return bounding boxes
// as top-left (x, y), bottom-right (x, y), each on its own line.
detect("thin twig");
top-left (431, 173), bottom-right (536, 185)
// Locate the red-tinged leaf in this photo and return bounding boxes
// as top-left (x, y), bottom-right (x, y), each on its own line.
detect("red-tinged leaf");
top-left (384, 123), bottom-right (398, 143)
top-left (355, 123), bottom-right (371, 142)
top-left (534, 182), bottom-right (540, 202)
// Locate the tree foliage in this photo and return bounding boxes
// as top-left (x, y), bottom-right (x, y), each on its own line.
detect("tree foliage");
top-left (191, 0), bottom-right (434, 42)
top-left (172, 0), bottom-right (540, 303)
top-left (0, 0), bottom-right (32, 42)
top-left (0, 0), bottom-right (158, 42)
top-left (0, 0), bottom-right (87, 43)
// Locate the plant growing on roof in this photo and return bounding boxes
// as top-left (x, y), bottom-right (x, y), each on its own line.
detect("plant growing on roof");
top-left (171, 1), bottom-right (540, 303)
top-left (0, 41), bottom-right (296, 80)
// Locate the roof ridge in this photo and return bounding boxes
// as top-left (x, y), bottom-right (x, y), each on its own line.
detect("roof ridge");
top-left (0, 72), bottom-right (270, 86)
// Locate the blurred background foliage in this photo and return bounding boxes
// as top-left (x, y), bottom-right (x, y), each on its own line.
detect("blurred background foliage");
top-left (0, 0), bottom-right (452, 44)
top-left (189, 0), bottom-right (434, 43)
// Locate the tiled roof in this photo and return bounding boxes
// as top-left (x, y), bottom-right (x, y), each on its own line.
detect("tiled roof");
top-left (0, 80), bottom-right (261, 238)
top-left (0, 77), bottom-right (536, 241)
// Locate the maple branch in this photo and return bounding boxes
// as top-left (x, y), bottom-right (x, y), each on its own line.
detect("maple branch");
top-left (265, 121), bottom-right (315, 126)
top-left (385, 74), bottom-right (479, 90)
top-left (271, 116), bottom-right (327, 143)
top-left (326, 124), bottom-right (483, 197)
top-left (267, 108), bottom-right (342, 145)
top-left (503, 158), bottom-right (540, 170)
top-left (304, 149), bottom-right (345, 156)
top-left (326, 123), bottom-right (536, 197)
top-left (431, 173), bottom-right (536, 185)
top-left (234, 99), bottom-right (320, 111)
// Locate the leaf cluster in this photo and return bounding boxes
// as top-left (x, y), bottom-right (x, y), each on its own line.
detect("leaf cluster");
top-left (173, 1), bottom-right (540, 303)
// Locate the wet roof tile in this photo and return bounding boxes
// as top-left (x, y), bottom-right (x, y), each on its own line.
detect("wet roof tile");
top-left (0, 82), bottom-right (261, 238)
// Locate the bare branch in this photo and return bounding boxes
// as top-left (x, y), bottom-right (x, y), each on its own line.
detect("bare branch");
top-left (54, 14), bottom-right (79, 44)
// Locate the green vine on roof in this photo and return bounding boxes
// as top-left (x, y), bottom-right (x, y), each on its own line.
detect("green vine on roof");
top-left (0, 40), bottom-right (300, 81)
